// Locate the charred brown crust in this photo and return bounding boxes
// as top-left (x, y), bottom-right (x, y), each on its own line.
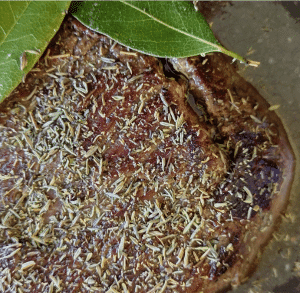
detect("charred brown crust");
top-left (0, 17), bottom-right (295, 293)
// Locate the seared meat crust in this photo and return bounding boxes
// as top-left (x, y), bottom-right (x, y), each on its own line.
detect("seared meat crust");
top-left (170, 54), bottom-right (295, 291)
top-left (0, 17), bottom-right (294, 293)
top-left (170, 54), bottom-right (294, 218)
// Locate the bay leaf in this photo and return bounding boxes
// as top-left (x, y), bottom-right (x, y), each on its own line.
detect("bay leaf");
top-left (71, 1), bottom-right (248, 62)
top-left (0, 1), bottom-right (70, 103)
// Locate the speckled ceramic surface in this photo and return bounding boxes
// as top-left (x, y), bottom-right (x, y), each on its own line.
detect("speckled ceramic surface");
top-left (197, 1), bottom-right (300, 292)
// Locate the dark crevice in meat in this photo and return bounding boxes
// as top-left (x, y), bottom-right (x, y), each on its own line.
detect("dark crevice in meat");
top-left (159, 58), bottom-right (183, 82)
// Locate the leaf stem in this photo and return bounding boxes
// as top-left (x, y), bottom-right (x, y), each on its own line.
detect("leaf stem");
top-left (218, 45), bottom-right (260, 67)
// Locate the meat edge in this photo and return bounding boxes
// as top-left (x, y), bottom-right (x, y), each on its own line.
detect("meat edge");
top-left (169, 54), bottom-right (296, 292)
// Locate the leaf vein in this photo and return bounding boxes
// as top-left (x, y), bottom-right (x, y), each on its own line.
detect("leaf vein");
top-left (4, 33), bottom-right (38, 44)
top-left (8, 2), bottom-right (16, 23)
top-left (0, 26), bottom-right (6, 36)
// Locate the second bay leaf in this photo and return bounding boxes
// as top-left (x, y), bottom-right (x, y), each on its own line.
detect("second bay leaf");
top-left (71, 1), bottom-right (225, 58)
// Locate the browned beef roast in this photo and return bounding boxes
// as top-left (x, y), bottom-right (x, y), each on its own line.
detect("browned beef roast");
top-left (0, 17), bottom-right (294, 292)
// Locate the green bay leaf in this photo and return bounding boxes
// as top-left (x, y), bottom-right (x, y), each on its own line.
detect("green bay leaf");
top-left (71, 1), bottom-right (247, 62)
top-left (0, 1), bottom-right (70, 103)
